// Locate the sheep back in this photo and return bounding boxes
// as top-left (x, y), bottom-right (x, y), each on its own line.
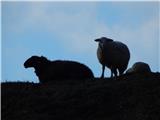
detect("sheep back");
top-left (44, 60), bottom-right (94, 81)
top-left (126, 62), bottom-right (151, 74)
top-left (24, 56), bottom-right (94, 83)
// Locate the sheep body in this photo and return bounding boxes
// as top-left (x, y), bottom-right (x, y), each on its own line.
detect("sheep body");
top-left (126, 62), bottom-right (151, 74)
top-left (95, 37), bottom-right (130, 78)
top-left (24, 56), bottom-right (94, 83)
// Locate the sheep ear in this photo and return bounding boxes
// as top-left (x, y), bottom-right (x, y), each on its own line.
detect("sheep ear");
top-left (95, 39), bottom-right (100, 42)
top-left (41, 56), bottom-right (44, 58)
top-left (41, 56), bottom-right (47, 61)
top-left (40, 56), bottom-right (45, 60)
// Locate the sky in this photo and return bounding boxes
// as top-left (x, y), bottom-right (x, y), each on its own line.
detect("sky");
top-left (1, 1), bottom-right (160, 83)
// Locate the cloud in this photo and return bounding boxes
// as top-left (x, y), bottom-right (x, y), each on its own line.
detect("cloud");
top-left (2, 2), bottom-right (159, 81)
top-left (5, 2), bottom-right (158, 54)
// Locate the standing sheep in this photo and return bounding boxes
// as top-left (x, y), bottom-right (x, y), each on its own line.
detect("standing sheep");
top-left (95, 37), bottom-right (130, 78)
top-left (126, 62), bottom-right (151, 74)
top-left (24, 56), bottom-right (94, 83)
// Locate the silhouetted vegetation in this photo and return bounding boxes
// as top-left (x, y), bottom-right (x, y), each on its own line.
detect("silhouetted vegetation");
top-left (2, 72), bottom-right (160, 120)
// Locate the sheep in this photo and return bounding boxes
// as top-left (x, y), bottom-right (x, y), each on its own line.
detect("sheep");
top-left (95, 37), bottom-right (130, 78)
top-left (126, 62), bottom-right (151, 74)
top-left (24, 56), bottom-right (94, 83)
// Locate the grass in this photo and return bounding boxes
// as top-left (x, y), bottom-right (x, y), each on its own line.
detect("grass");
top-left (2, 72), bottom-right (160, 120)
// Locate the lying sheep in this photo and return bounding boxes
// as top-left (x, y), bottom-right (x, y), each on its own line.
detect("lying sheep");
top-left (95, 37), bottom-right (130, 78)
top-left (126, 62), bottom-right (151, 74)
top-left (24, 56), bottom-right (94, 83)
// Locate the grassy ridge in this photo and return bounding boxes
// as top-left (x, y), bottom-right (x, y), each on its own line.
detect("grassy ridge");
top-left (2, 72), bottom-right (160, 120)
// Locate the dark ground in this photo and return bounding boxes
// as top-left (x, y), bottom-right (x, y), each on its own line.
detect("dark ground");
top-left (2, 72), bottom-right (160, 120)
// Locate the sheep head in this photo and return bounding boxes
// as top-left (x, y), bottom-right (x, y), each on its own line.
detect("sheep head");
top-left (24, 56), bottom-right (48, 69)
top-left (95, 37), bottom-right (113, 49)
top-left (95, 37), bottom-right (113, 43)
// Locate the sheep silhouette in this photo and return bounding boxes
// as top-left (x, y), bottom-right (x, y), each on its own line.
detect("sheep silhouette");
top-left (24, 56), bottom-right (94, 83)
top-left (95, 37), bottom-right (130, 78)
top-left (126, 62), bottom-right (151, 74)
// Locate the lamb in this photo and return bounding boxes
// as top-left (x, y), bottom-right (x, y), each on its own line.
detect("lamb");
top-left (95, 37), bottom-right (130, 78)
top-left (126, 62), bottom-right (151, 74)
top-left (24, 56), bottom-right (94, 83)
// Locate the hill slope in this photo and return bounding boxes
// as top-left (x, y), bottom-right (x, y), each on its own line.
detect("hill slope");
top-left (2, 72), bottom-right (160, 120)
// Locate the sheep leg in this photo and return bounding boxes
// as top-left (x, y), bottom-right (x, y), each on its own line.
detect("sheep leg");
top-left (110, 69), bottom-right (114, 78)
top-left (119, 70), bottom-right (123, 76)
top-left (113, 69), bottom-right (118, 77)
top-left (111, 68), bottom-right (117, 77)
top-left (118, 67), bottom-right (125, 76)
top-left (110, 69), bottom-right (113, 78)
top-left (101, 65), bottom-right (105, 78)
